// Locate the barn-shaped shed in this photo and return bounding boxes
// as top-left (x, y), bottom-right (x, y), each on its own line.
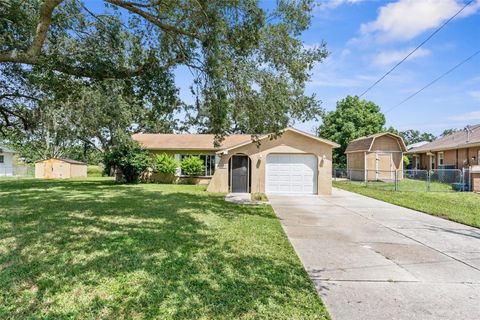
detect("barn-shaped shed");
top-left (345, 132), bottom-right (407, 181)
top-left (35, 158), bottom-right (87, 179)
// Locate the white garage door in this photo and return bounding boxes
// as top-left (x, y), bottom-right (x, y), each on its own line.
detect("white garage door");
top-left (266, 154), bottom-right (317, 194)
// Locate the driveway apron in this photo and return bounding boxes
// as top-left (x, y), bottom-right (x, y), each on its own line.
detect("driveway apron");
top-left (269, 188), bottom-right (480, 320)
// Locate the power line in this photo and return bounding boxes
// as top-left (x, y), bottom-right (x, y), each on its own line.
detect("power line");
top-left (358, 0), bottom-right (474, 98)
top-left (385, 48), bottom-right (480, 113)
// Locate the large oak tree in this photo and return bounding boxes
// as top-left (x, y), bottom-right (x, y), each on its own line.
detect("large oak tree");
top-left (1, 0), bottom-right (328, 150)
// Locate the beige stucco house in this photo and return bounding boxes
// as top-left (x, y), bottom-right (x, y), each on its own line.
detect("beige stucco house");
top-left (133, 127), bottom-right (339, 195)
top-left (405, 125), bottom-right (480, 192)
top-left (407, 125), bottom-right (480, 170)
top-left (35, 158), bottom-right (87, 179)
top-left (345, 132), bottom-right (407, 181)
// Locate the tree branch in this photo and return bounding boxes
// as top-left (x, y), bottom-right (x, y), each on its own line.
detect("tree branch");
top-left (105, 0), bottom-right (204, 40)
top-left (0, 0), bottom-right (196, 79)
top-left (27, 0), bottom-right (64, 57)
top-left (0, 105), bottom-right (30, 129)
top-left (0, 93), bottom-right (41, 102)
top-left (0, 0), bottom-right (64, 64)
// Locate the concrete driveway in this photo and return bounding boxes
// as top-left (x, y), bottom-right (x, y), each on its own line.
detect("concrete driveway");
top-left (269, 188), bottom-right (480, 320)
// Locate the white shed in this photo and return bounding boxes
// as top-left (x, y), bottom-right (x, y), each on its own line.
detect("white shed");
top-left (0, 146), bottom-right (16, 177)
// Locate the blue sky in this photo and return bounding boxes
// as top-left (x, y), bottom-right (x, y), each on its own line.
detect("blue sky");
top-left (291, 0), bottom-right (480, 135)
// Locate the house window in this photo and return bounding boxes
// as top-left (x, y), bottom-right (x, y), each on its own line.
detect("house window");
top-left (180, 154), bottom-right (216, 176)
top-left (430, 155), bottom-right (435, 170)
top-left (0, 155), bottom-right (4, 164)
top-left (438, 152), bottom-right (444, 166)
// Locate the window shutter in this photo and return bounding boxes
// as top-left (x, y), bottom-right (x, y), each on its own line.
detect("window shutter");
top-left (174, 154), bottom-right (181, 176)
top-left (215, 155), bottom-right (221, 168)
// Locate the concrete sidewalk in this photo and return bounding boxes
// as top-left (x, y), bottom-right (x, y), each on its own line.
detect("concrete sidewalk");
top-left (269, 188), bottom-right (480, 320)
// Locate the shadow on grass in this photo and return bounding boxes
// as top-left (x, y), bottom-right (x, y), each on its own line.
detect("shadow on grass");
top-left (0, 179), bottom-right (326, 319)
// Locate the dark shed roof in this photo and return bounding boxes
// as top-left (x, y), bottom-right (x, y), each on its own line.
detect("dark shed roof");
top-left (345, 132), bottom-right (407, 153)
top-left (36, 158), bottom-right (86, 165)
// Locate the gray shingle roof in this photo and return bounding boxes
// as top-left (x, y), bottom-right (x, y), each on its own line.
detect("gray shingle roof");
top-left (408, 125), bottom-right (480, 153)
top-left (36, 158), bottom-right (86, 165)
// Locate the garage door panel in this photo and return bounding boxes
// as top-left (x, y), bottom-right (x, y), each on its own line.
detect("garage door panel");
top-left (266, 154), bottom-right (317, 194)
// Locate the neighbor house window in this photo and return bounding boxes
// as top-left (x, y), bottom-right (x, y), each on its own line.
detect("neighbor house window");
top-left (180, 154), bottom-right (216, 176)
top-left (438, 152), bottom-right (444, 166)
top-left (0, 155), bottom-right (4, 163)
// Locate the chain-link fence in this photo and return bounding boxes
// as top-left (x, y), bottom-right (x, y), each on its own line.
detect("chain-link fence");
top-left (333, 168), bottom-right (468, 192)
top-left (0, 166), bottom-right (35, 178)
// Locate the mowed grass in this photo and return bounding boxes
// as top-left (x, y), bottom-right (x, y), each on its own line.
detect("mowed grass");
top-left (334, 181), bottom-right (480, 228)
top-left (340, 178), bottom-right (453, 192)
top-left (0, 178), bottom-right (329, 320)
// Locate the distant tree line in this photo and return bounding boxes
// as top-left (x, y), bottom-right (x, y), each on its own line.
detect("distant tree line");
top-left (317, 95), bottom-right (459, 167)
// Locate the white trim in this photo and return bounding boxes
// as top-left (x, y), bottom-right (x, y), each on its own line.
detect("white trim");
top-left (438, 152), bottom-right (444, 166)
top-left (174, 154), bottom-right (181, 176)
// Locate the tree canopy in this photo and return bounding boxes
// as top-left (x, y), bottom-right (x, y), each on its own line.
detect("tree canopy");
top-left (317, 95), bottom-right (386, 166)
top-left (399, 129), bottom-right (435, 146)
top-left (1, 0), bottom-right (328, 157)
top-left (440, 128), bottom-right (459, 137)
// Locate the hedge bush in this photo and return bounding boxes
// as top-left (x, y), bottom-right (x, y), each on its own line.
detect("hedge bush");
top-left (154, 153), bottom-right (178, 175)
top-left (180, 156), bottom-right (205, 177)
top-left (103, 142), bottom-right (151, 183)
top-left (87, 165), bottom-right (103, 177)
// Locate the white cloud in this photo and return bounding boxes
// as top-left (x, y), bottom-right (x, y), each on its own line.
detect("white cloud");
top-left (373, 47), bottom-right (431, 66)
top-left (449, 111), bottom-right (480, 121)
top-left (303, 42), bottom-right (324, 50)
top-left (360, 0), bottom-right (480, 42)
top-left (468, 91), bottom-right (480, 100)
top-left (315, 0), bottom-right (365, 10)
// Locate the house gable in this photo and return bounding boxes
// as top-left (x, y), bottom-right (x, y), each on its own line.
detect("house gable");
top-left (218, 127), bottom-right (339, 154)
top-left (346, 132), bottom-right (407, 154)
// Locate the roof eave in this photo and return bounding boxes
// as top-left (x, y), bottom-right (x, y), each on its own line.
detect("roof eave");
top-left (217, 127), bottom-right (340, 154)
top-left (145, 147), bottom-right (219, 151)
top-left (345, 149), bottom-right (369, 153)
top-left (406, 141), bottom-right (480, 154)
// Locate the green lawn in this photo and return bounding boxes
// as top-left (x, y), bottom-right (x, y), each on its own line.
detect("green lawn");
top-left (334, 181), bottom-right (480, 228)
top-left (0, 178), bottom-right (329, 319)
top-left (337, 178), bottom-right (453, 192)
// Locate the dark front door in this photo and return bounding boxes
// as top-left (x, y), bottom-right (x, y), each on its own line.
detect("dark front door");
top-left (231, 155), bottom-right (249, 193)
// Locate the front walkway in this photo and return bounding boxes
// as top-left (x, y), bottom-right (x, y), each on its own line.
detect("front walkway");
top-left (269, 188), bottom-right (480, 320)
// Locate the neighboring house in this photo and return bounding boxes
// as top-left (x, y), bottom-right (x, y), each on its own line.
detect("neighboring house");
top-left (133, 127), bottom-right (339, 195)
top-left (407, 125), bottom-right (480, 170)
top-left (0, 146), bottom-right (16, 176)
top-left (406, 141), bottom-right (430, 169)
top-left (345, 132), bottom-right (407, 181)
top-left (35, 158), bottom-right (87, 179)
top-left (407, 141), bottom-right (429, 151)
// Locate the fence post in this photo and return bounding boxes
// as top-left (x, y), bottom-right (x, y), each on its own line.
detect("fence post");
top-left (394, 170), bottom-right (398, 191)
top-left (427, 171), bottom-right (430, 192)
